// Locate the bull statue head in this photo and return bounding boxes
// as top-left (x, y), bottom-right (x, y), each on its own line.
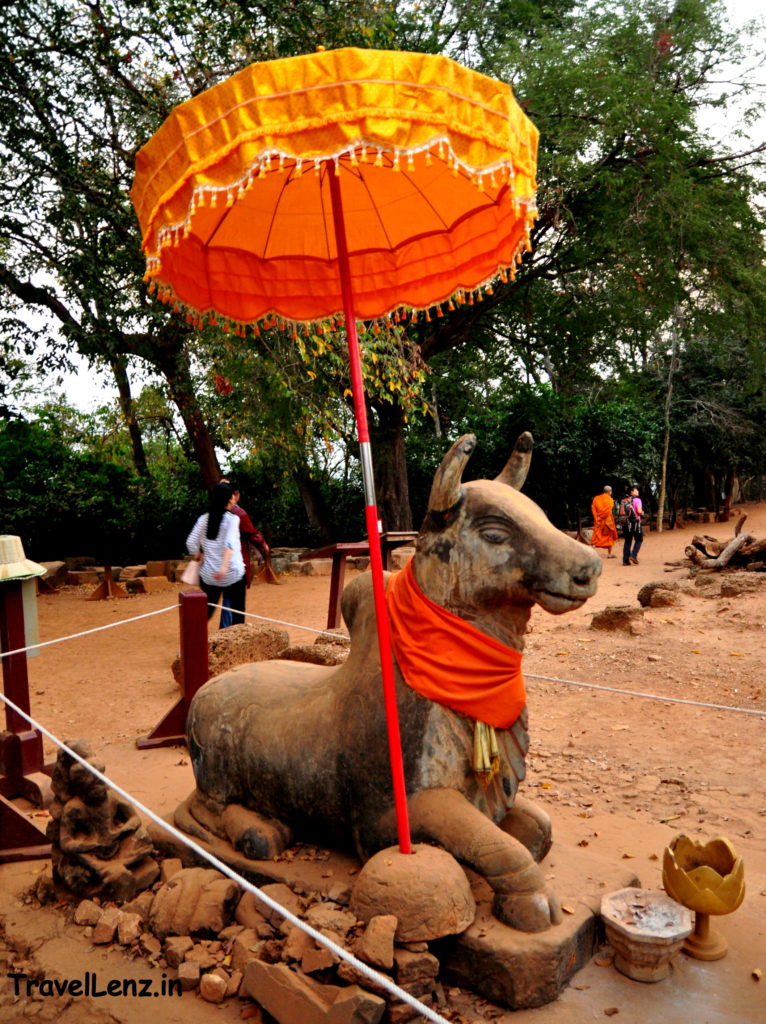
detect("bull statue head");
top-left (414, 432), bottom-right (601, 649)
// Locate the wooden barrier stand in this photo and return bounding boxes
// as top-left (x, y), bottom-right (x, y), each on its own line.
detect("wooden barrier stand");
top-left (0, 579), bottom-right (54, 863)
top-left (299, 532), bottom-right (417, 629)
top-left (136, 590), bottom-right (209, 750)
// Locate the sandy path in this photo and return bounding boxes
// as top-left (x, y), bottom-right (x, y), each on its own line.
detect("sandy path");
top-left (1, 506), bottom-right (765, 1022)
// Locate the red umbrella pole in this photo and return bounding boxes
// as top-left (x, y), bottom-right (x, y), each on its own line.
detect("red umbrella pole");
top-left (328, 169), bottom-right (412, 855)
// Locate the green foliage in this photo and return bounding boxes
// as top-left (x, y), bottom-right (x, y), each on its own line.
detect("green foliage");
top-left (1, 0), bottom-right (765, 543)
top-left (0, 399), bottom-right (206, 562)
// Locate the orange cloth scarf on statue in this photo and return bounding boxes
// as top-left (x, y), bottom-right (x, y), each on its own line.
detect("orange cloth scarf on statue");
top-left (386, 559), bottom-right (526, 730)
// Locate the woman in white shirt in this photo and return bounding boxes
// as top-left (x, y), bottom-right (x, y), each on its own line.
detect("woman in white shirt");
top-left (186, 482), bottom-right (246, 627)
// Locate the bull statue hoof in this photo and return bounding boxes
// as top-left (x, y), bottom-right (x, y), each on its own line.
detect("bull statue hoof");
top-left (182, 432), bottom-right (601, 933)
top-left (495, 888), bottom-right (564, 933)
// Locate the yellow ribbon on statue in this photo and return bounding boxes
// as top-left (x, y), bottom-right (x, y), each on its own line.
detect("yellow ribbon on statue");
top-left (473, 721), bottom-right (500, 788)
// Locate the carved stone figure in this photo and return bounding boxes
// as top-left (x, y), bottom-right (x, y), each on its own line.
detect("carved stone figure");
top-left (180, 433), bottom-right (601, 932)
top-left (47, 739), bottom-right (159, 901)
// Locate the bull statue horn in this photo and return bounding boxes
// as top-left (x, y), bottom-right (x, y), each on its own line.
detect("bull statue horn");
top-left (428, 434), bottom-right (476, 512)
top-left (495, 431), bottom-right (534, 490)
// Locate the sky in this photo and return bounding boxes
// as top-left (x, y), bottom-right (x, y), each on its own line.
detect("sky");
top-left (36, 0), bottom-right (766, 414)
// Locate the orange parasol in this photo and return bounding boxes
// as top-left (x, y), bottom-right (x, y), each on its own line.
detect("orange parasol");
top-left (131, 47), bottom-right (539, 854)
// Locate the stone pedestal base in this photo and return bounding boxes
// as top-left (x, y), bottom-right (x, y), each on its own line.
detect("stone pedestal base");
top-left (433, 842), bottom-right (640, 1009)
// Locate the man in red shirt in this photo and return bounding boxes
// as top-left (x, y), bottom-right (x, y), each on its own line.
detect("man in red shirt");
top-left (220, 484), bottom-right (269, 628)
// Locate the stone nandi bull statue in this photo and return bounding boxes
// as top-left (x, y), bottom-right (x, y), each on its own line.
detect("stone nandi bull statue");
top-left (181, 433), bottom-right (601, 932)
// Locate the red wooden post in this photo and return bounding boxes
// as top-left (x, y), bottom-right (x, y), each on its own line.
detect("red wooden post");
top-left (136, 590), bottom-right (209, 749)
top-left (86, 564), bottom-right (129, 601)
top-left (0, 579), bottom-right (52, 862)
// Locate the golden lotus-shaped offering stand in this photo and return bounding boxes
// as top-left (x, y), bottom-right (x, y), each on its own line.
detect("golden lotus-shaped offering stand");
top-left (662, 835), bottom-right (745, 961)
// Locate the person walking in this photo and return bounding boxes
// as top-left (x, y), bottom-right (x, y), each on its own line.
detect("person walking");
top-left (621, 486), bottom-right (644, 566)
top-left (590, 485), bottom-right (618, 558)
top-left (186, 481), bottom-right (246, 627)
top-left (219, 484), bottom-right (269, 629)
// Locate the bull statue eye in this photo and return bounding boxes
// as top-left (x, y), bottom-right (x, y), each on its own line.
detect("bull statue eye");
top-left (480, 528), bottom-right (508, 545)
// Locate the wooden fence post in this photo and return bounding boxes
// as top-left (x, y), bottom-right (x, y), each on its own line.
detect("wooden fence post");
top-left (136, 590), bottom-right (209, 749)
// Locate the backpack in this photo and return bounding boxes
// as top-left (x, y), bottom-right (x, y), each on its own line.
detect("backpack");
top-left (618, 497), bottom-right (637, 525)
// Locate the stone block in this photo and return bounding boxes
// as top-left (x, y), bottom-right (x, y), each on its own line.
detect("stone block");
top-left (355, 915), bottom-right (397, 969)
top-left (277, 643), bottom-right (349, 666)
top-left (73, 899), bottom-right (102, 926)
top-left (40, 561), bottom-right (67, 586)
top-left (117, 912), bottom-right (143, 945)
top-left (130, 575), bottom-right (173, 594)
top-left (433, 841), bottom-right (641, 1010)
top-left (720, 572), bottom-right (764, 597)
top-left (171, 624), bottom-right (290, 685)
top-left (139, 932), bottom-right (162, 957)
top-left (177, 960), bottom-right (200, 991)
top-left (235, 890), bottom-right (270, 929)
top-left (590, 604), bottom-right (645, 635)
top-left (230, 928), bottom-right (262, 973)
top-left (145, 561), bottom-right (171, 577)
top-left (288, 561), bottom-right (314, 575)
top-left (64, 556), bottom-right (97, 569)
top-left (282, 924), bottom-right (316, 962)
top-left (392, 948), bottom-right (439, 984)
top-left (165, 935), bottom-right (194, 968)
top-left (351, 845), bottom-right (475, 942)
top-left (219, 923), bottom-right (245, 943)
top-left (304, 558), bottom-right (333, 576)
top-left (242, 959), bottom-right (385, 1024)
top-left (92, 907), bottom-right (122, 944)
top-left (387, 991), bottom-right (436, 1024)
top-left (303, 903), bottom-right (356, 939)
top-left (120, 565), bottom-right (147, 580)
top-left (326, 880), bottom-right (353, 905)
top-left (66, 570), bottom-right (99, 585)
top-left (301, 945), bottom-right (338, 973)
top-left (184, 943), bottom-right (217, 970)
top-left (225, 969), bottom-right (243, 998)
top-left (637, 581), bottom-right (679, 608)
top-left (200, 971), bottom-right (228, 1003)
top-left (121, 890), bottom-right (154, 922)
top-left (260, 883), bottom-right (303, 928)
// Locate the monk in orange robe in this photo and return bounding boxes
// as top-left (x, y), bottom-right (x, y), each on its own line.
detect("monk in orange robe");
top-left (591, 485), bottom-right (617, 557)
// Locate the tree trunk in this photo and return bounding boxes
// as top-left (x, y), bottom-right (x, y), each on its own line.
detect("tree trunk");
top-left (685, 534), bottom-right (749, 570)
top-left (656, 318), bottom-right (679, 534)
top-left (719, 468), bottom-right (736, 523)
top-left (294, 467), bottom-right (333, 542)
top-left (153, 345), bottom-right (221, 489)
top-left (368, 400), bottom-right (413, 531)
top-left (109, 355), bottom-right (149, 478)
top-left (703, 467), bottom-right (717, 516)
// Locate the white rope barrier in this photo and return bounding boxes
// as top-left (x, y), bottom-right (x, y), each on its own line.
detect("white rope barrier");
top-left (0, 604), bottom-right (177, 661)
top-left (209, 602), bottom-right (761, 718)
top-left (206, 600), bottom-right (348, 641)
top-left (0, 593), bottom-right (758, 719)
top-left (0, 690), bottom-right (450, 1024)
top-left (525, 673), bottom-right (766, 718)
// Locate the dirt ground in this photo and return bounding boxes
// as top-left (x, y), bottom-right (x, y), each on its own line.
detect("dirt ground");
top-left (1, 506), bottom-right (765, 1023)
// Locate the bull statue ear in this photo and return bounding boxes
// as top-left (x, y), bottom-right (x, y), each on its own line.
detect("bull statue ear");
top-left (428, 434), bottom-right (476, 512)
top-left (495, 431), bottom-right (534, 490)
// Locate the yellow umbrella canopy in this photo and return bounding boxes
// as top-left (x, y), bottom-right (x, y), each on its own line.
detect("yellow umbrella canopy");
top-left (131, 46), bottom-right (539, 329)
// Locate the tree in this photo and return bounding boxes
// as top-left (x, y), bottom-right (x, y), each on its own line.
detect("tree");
top-left (0, 0), bottom-right (404, 487)
top-left (1, 0), bottom-right (764, 531)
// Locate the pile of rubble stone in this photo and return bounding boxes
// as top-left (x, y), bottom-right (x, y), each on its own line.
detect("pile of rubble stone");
top-left (43, 859), bottom-right (444, 1024)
